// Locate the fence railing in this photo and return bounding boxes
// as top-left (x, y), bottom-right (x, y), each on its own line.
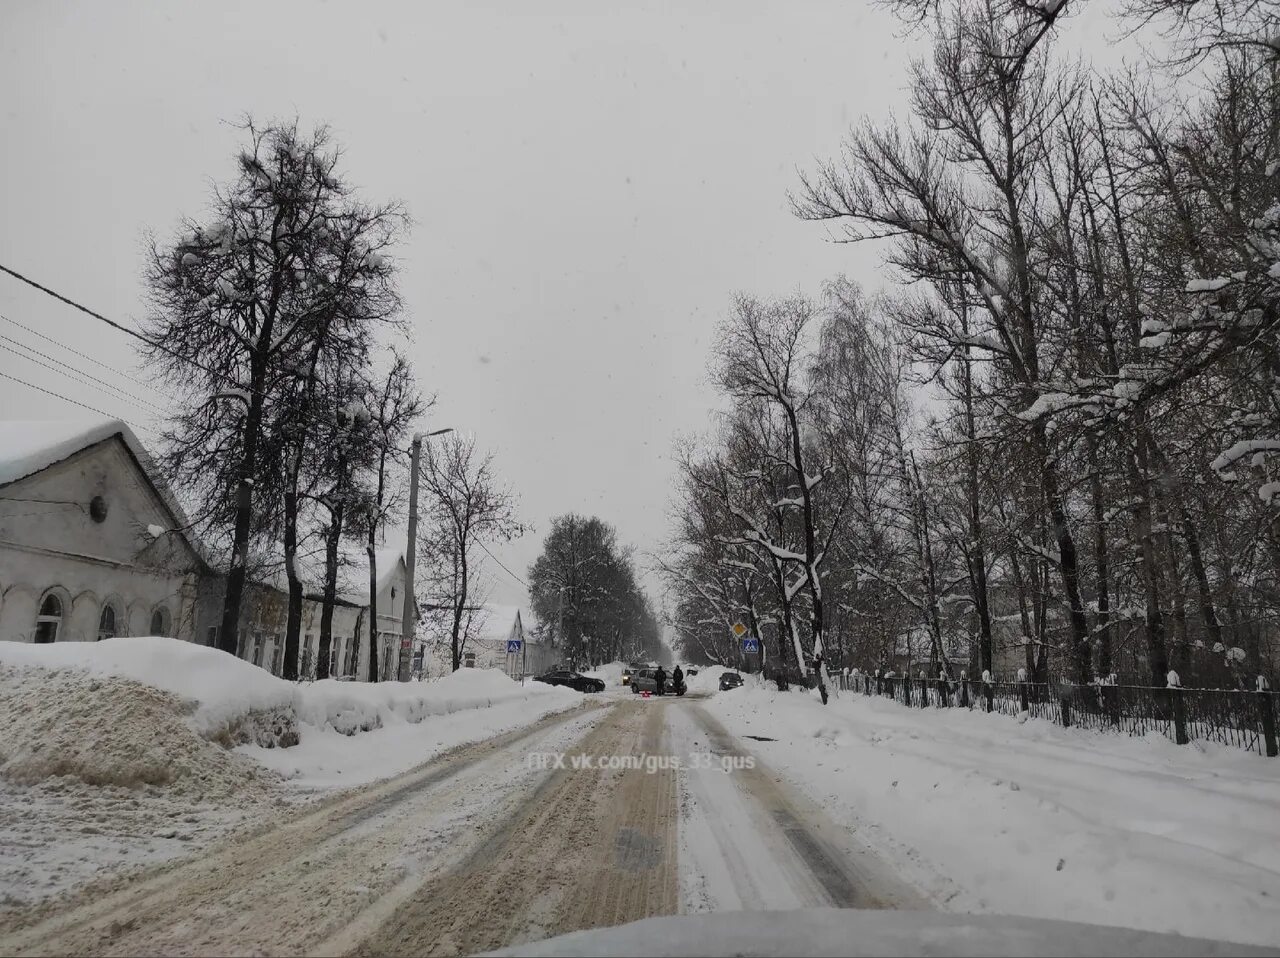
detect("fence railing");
top-left (837, 672), bottom-right (1280, 757)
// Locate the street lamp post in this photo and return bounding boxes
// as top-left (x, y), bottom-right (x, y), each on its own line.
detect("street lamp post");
top-left (399, 427), bottom-right (453, 681)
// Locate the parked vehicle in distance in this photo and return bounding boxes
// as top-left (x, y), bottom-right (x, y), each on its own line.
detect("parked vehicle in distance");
top-left (685, 667), bottom-right (699, 677)
top-left (719, 671), bottom-right (744, 691)
top-left (631, 668), bottom-right (686, 696)
top-left (622, 661), bottom-right (646, 686)
top-left (533, 669), bottom-right (606, 693)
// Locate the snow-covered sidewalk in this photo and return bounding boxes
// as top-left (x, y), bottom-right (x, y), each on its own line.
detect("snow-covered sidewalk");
top-left (704, 681), bottom-right (1280, 948)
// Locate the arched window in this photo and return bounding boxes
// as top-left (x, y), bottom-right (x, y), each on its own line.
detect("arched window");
top-left (98, 603), bottom-right (118, 641)
top-left (34, 593), bottom-right (62, 644)
top-left (150, 606), bottom-right (171, 637)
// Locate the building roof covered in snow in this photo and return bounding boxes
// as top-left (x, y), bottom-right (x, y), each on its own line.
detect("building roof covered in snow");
top-left (0, 418), bottom-right (197, 545)
top-left (255, 544), bottom-right (406, 609)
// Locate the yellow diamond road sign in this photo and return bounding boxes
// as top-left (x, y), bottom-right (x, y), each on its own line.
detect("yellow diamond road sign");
top-left (731, 622), bottom-right (747, 638)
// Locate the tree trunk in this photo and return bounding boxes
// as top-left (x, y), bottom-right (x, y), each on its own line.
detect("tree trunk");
top-left (1037, 430), bottom-right (1091, 685)
top-left (1089, 438), bottom-right (1112, 680)
top-left (367, 536), bottom-right (379, 683)
top-left (318, 496), bottom-right (345, 681)
top-left (219, 383), bottom-right (265, 657)
top-left (1131, 433), bottom-right (1170, 686)
top-left (282, 458), bottom-right (303, 681)
top-left (451, 537), bottom-right (470, 672)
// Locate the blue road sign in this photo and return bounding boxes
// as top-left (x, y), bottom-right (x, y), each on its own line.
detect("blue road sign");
top-left (742, 637), bottom-right (760, 653)
top-left (507, 639), bottom-right (523, 653)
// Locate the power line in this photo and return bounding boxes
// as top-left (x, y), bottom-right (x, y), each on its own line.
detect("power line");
top-left (0, 263), bottom-right (419, 457)
top-left (0, 262), bottom-right (155, 348)
top-left (0, 334), bottom-right (172, 418)
top-left (0, 312), bottom-right (167, 393)
top-left (476, 539), bottom-right (529, 589)
top-left (0, 340), bottom-right (167, 423)
top-left (0, 370), bottom-right (157, 435)
top-left (0, 261), bottom-right (247, 388)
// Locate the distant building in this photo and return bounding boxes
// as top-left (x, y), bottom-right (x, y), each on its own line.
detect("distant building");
top-left (423, 604), bottom-right (556, 678)
top-left (195, 546), bottom-right (408, 681)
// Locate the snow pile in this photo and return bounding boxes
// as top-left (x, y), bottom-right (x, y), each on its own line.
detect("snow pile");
top-left (0, 638), bottom-right (581, 748)
top-left (291, 666), bottom-right (570, 734)
top-left (706, 685), bottom-right (1280, 948)
top-left (0, 663), bottom-right (286, 906)
top-left (0, 663), bottom-right (279, 799)
top-left (0, 637), bottom-right (292, 744)
top-left (584, 661), bottom-right (626, 686)
top-left (685, 665), bottom-right (734, 693)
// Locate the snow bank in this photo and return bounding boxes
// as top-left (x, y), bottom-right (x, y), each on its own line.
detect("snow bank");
top-left (0, 637), bottom-right (290, 742)
top-left (686, 665), bottom-right (734, 693)
top-left (706, 685), bottom-right (1280, 948)
top-left (0, 641), bottom-right (584, 902)
top-left (0, 638), bottom-right (580, 749)
top-left (583, 661), bottom-right (626, 686)
top-left (0, 662), bottom-right (285, 905)
top-left (0, 662), bottom-right (278, 798)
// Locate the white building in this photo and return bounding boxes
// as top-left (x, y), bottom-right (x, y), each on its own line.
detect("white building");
top-left (0, 421), bottom-right (205, 644)
top-left (422, 603), bottom-right (557, 678)
top-left (0, 419), bottom-right (410, 682)
top-left (195, 546), bottom-right (409, 681)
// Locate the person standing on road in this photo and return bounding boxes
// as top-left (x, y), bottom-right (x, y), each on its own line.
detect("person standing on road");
top-left (672, 664), bottom-right (684, 694)
top-left (654, 665), bottom-right (667, 696)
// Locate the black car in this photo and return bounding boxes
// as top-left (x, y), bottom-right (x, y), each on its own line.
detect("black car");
top-left (534, 669), bottom-right (606, 693)
top-left (719, 671), bottom-right (744, 691)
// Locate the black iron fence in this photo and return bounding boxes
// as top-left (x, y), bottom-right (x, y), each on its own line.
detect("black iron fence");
top-left (837, 672), bottom-right (1280, 758)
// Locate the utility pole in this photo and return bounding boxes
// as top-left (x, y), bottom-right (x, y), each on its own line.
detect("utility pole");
top-left (399, 427), bottom-right (452, 681)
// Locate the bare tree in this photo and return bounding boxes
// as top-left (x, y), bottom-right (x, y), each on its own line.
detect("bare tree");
top-left (419, 435), bottom-right (525, 672)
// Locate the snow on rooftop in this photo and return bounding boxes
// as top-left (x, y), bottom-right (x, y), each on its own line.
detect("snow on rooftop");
top-left (0, 418), bottom-right (136, 488)
top-left (0, 418), bottom-right (195, 535)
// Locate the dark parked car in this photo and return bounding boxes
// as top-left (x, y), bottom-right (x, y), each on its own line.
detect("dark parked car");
top-left (534, 670), bottom-right (606, 693)
top-left (719, 671), bottom-right (744, 691)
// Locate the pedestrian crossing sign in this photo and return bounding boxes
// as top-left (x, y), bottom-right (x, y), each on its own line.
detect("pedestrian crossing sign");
top-left (742, 637), bottom-right (760, 653)
top-left (507, 639), bottom-right (523, 653)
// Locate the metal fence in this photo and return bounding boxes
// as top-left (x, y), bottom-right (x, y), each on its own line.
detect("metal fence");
top-left (837, 672), bottom-right (1280, 757)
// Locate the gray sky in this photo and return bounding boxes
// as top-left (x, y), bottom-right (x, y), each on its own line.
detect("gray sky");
top-left (0, 0), bottom-right (1127, 611)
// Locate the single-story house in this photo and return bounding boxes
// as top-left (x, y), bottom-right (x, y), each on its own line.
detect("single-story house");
top-left (0, 420), bottom-right (206, 645)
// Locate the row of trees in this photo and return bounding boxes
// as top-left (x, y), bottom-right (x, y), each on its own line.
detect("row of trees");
top-left (143, 119), bottom-right (522, 680)
top-left (665, 0), bottom-right (1279, 695)
top-left (528, 514), bottom-right (665, 669)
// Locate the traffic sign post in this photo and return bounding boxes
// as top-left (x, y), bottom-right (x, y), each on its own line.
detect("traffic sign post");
top-left (505, 638), bottom-right (524, 684)
top-left (742, 637), bottom-right (760, 654)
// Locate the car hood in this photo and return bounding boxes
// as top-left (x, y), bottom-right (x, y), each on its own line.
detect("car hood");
top-left (481, 909), bottom-right (1275, 957)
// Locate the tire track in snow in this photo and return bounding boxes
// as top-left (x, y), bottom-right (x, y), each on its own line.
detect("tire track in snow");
top-left (349, 699), bottom-right (679, 957)
top-left (674, 703), bottom-right (929, 912)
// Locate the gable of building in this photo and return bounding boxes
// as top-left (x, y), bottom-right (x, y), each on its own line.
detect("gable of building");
top-left (0, 434), bottom-right (203, 574)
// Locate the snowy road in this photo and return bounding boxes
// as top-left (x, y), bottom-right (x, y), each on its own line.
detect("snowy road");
top-left (0, 695), bottom-right (920, 956)
top-left (671, 703), bottom-right (925, 913)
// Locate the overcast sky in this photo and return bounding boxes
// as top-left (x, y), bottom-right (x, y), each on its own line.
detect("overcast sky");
top-left (0, 0), bottom-right (1129, 615)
